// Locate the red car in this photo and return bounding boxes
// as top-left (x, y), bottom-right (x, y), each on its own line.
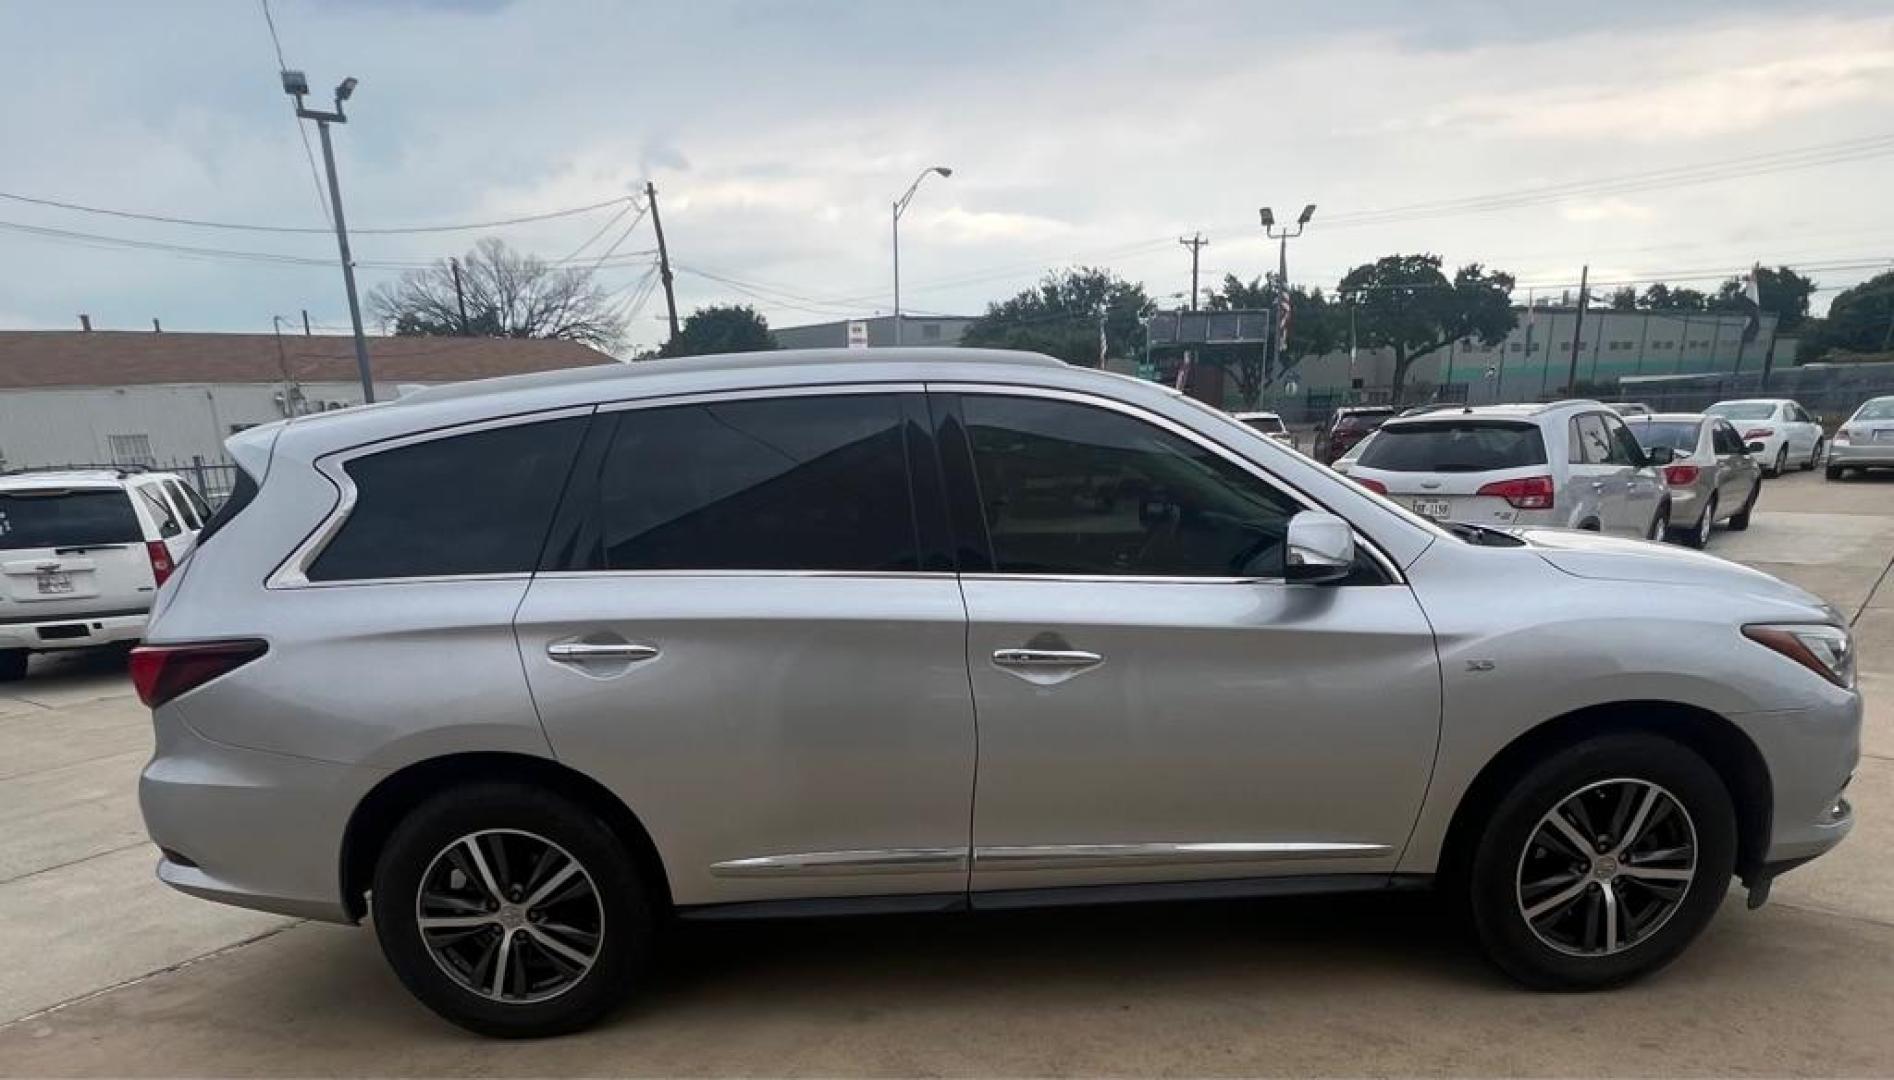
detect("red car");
top-left (1316, 406), bottom-right (1397, 464)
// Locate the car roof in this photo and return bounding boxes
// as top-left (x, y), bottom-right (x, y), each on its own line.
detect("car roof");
top-left (1636, 412), bottom-right (1710, 423)
top-left (1380, 399), bottom-right (1603, 427)
top-left (1710, 398), bottom-right (1790, 406)
top-left (0, 469), bottom-right (179, 490)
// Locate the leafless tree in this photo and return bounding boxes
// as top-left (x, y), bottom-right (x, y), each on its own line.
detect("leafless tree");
top-left (368, 238), bottom-right (627, 352)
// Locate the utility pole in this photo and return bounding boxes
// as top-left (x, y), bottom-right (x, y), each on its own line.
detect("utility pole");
top-left (271, 315), bottom-right (303, 417)
top-left (300, 309), bottom-right (311, 336)
top-left (1564, 264), bottom-right (1589, 397)
top-left (1260, 203), bottom-right (1316, 397)
top-left (891, 166), bottom-right (952, 346)
top-left (283, 70), bottom-right (375, 403)
top-left (1178, 233), bottom-right (1208, 310)
top-left (450, 257), bottom-right (470, 334)
top-left (645, 181), bottom-right (680, 343)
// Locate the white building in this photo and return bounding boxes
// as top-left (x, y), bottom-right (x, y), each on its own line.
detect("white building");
top-left (0, 330), bottom-right (615, 479)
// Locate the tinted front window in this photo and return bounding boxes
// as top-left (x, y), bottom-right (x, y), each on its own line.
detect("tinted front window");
top-left (1712, 422), bottom-right (1745, 456)
top-left (1355, 422), bottom-right (1546, 472)
top-left (594, 394), bottom-right (918, 572)
top-left (1571, 415), bottom-right (1612, 464)
top-left (1601, 415), bottom-right (1644, 466)
top-left (1628, 420), bottom-right (1701, 454)
top-left (1707, 402), bottom-right (1776, 421)
top-left (309, 417), bottom-right (587, 581)
top-left (963, 396), bottom-right (1300, 577)
top-left (0, 490), bottom-right (141, 550)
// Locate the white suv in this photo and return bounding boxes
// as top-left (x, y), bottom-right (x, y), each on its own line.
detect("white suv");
top-left (1705, 399), bottom-right (1825, 477)
top-left (1339, 401), bottom-right (1672, 538)
top-left (0, 467), bottom-right (209, 680)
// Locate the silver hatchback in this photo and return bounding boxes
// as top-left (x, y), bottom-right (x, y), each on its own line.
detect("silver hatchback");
top-left (138, 350), bottom-right (1859, 1037)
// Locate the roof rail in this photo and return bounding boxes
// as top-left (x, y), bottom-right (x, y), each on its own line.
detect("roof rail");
top-left (1, 463), bottom-right (151, 479)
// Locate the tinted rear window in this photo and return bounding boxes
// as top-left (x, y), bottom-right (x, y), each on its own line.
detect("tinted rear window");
top-left (308, 417), bottom-right (587, 581)
top-left (0, 489), bottom-right (142, 550)
top-left (1240, 416), bottom-right (1285, 434)
top-left (1627, 420), bottom-right (1701, 453)
top-left (1335, 412), bottom-right (1394, 432)
top-left (591, 394), bottom-right (918, 572)
top-left (1355, 422), bottom-right (1548, 472)
top-left (1707, 402), bottom-right (1775, 421)
top-left (1856, 400), bottom-right (1894, 421)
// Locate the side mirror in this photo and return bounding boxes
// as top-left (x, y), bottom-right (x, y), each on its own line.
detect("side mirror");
top-left (1746, 441), bottom-right (1766, 454)
top-left (1645, 445), bottom-right (1675, 466)
top-left (1284, 511), bottom-right (1356, 585)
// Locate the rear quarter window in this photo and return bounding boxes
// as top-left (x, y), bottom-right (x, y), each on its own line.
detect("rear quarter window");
top-left (307, 416), bottom-right (588, 582)
top-left (1356, 422), bottom-right (1547, 472)
top-left (0, 489), bottom-right (143, 550)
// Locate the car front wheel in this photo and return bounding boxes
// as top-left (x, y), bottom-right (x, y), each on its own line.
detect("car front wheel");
top-left (1466, 733), bottom-right (1736, 990)
top-left (371, 782), bottom-right (651, 1038)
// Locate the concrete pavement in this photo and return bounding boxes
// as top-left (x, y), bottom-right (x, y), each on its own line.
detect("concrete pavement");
top-left (0, 469), bottom-right (1889, 1076)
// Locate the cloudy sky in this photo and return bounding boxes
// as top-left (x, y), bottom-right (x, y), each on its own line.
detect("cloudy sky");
top-left (2, 0), bottom-right (1892, 354)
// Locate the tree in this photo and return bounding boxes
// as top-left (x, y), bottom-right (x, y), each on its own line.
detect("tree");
top-left (1336, 254), bottom-right (1517, 405)
top-left (1605, 286), bottom-right (1638, 311)
top-left (1636, 283), bottom-right (1709, 311)
top-left (960, 267), bottom-right (1152, 366)
top-left (367, 238), bottom-right (626, 352)
top-left (1202, 274), bottom-right (1341, 409)
top-left (1710, 265), bottom-right (1817, 333)
top-left (656, 304), bottom-right (776, 358)
top-left (1803, 271), bottom-right (1894, 359)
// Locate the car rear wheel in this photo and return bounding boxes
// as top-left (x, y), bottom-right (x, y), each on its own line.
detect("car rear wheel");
top-left (1673, 494), bottom-right (1714, 549)
top-left (1826, 465), bottom-right (1847, 481)
top-left (0, 649), bottom-right (26, 682)
top-left (371, 782), bottom-right (651, 1038)
top-left (1465, 732), bottom-right (1735, 991)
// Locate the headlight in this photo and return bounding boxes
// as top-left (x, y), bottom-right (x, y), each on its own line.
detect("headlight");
top-left (1743, 623), bottom-right (1856, 689)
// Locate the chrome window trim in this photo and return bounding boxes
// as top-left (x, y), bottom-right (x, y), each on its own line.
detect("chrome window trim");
top-left (268, 405), bottom-right (597, 590)
top-left (535, 569), bottom-right (956, 582)
top-left (595, 381), bottom-right (928, 415)
top-left (929, 381), bottom-right (1406, 585)
top-left (973, 841), bottom-right (1391, 872)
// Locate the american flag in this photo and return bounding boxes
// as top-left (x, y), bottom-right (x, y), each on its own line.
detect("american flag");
top-left (1275, 281), bottom-right (1293, 352)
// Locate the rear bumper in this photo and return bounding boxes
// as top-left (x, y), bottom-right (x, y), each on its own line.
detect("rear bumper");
top-left (0, 611), bottom-right (146, 652)
top-left (1828, 442), bottom-right (1894, 467)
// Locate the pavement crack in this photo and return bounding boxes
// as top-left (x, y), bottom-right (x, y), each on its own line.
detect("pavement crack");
top-left (1852, 541), bottom-right (1894, 626)
top-left (0, 840), bottom-right (152, 886)
top-left (1771, 897), bottom-right (1894, 933)
top-left (0, 920), bottom-right (303, 1030)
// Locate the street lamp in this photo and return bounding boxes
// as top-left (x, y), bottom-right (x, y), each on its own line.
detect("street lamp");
top-left (284, 70), bottom-right (375, 403)
top-left (1259, 202), bottom-right (1317, 401)
top-left (892, 165), bottom-right (952, 347)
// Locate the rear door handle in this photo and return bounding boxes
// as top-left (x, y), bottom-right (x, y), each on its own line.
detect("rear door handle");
top-left (547, 641), bottom-right (659, 662)
top-left (1590, 481), bottom-right (1606, 491)
top-left (993, 648), bottom-right (1104, 669)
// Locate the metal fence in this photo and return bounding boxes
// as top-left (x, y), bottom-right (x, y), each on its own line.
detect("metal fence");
top-left (1619, 362), bottom-right (1894, 424)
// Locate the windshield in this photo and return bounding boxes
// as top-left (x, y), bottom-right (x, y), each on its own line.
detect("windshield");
top-left (1240, 416), bottom-right (1285, 434)
top-left (1355, 421), bottom-right (1548, 472)
top-left (0, 489), bottom-right (142, 550)
top-left (1855, 399), bottom-right (1894, 421)
top-left (1627, 420), bottom-right (1702, 453)
top-left (1707, 402), bottom-right (1777, 421)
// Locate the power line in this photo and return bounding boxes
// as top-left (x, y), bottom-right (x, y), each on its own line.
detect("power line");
top-left (258, 0), bottom-right (331, 228)
top-left (0, 187), bottom-right (639, 237)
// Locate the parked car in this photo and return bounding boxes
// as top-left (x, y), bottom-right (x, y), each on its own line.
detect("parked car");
top-left (1600, 402), bottom-right (1654, 417)
top-left (1623, 414), bottom-right (1762, 549)
top-left (1826, 395), bottom-right (1894, 480)
top-left (0, 467), bottom-right (207, 681)
top-left (1231, 410), bottom-right (1295, 448)
top-left (1705, 399), bottom-right (1825, 477)
top-left (1315, 405), bottom-right (1397, 464)
top-left (139, 350), bottom-right (1857, 1037)
top-left (1341, 401), bottom-right (1673, 538)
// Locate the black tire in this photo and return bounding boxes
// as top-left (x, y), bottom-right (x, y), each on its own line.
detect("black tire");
top-left (1803, 438), bottom-right (1824, 471)
top-left (371, 782), bottom-right (651, 1038)
top-left (1727, 481), bottom-right (1757, 530)
top-left (0, 649), bottom-right (26, 682)
top-left (1769, 445), bottom-right (1787, 477)
top-left (1826, 465), bottom-right (1846, 481)
top-left (1671, 494), bottom-right (1714, 549)
top-left (1646, 502), bottom-right (1670, 542)
top-left (1465, 732), bottom-right (1736, 991)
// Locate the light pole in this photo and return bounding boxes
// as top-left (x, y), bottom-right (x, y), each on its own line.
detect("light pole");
top-left (892, 166), bottom-right (952, 347)
top-left (1260, 203), bottom-right (1316, 403)
top-left (283, 70), bottom-right (375, 403)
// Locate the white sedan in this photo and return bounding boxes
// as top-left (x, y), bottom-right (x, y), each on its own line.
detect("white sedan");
top-left (1705, 398), bottom-right (1825, 477)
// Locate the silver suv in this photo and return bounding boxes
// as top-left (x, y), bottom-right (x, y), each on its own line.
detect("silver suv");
top-left (138, 350), bottom-right (1859, 1037)
top-left (1341, 401), bottom-right (1672, 537)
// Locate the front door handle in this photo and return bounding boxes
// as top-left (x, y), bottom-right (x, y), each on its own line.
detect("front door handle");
top-left (547, 641), bottom-right (659, 662)
top-left (993, 648), bottom-right (1104, 669)
top-left (1590, 481), bottom-right (1606, 491)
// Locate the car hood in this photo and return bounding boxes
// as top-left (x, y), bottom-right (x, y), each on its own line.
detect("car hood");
top-left (1518, 528), bottom-right (1831, 612)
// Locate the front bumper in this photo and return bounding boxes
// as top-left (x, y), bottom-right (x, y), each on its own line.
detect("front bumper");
top-left (139, 703), bottom-right (379, 924)
top-left (0, 611), bottom-right (146, 652)
top-left (1728, 691), bottom-right (1860, 870)
top-left (1829, 441), bottom-right (1894, 467)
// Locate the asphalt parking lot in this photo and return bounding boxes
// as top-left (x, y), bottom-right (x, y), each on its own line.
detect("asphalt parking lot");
top-left (1, 469), bottom-right (1890, 1076)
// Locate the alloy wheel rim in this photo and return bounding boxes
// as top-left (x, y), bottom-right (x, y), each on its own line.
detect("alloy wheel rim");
top-left (415, 829), bottom-right (605, 1004)
top-left (1698, 499), bottom-right (1715, 546)
top-left (1515, 778), bottom-right (1698, 957)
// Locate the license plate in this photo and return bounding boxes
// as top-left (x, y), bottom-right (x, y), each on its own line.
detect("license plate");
top-left (1412, 500), bottom-right (1452, 520)
top-left (35, 571), bottom-right (73, 594)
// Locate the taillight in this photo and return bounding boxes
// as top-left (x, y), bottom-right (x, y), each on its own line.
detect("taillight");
top-left (1663, 464), bottom-right (1701, 486)
top-left (1476, 475), bottom-right (1556, 510)
top-left (145, 541), bottom-right (175, 586)
top-left (129, 640), bottom-right (268, 708)
top-left (1742, 428), bottom-right (1774, 440)
top-left (1834, 428), bottom-right (1853, 443)
top-left (1355, 477), bottom-right (1388, 495)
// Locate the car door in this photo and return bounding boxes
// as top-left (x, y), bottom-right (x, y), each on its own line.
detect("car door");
top-left (1565, 412), bottom-right (1620, 530)
top-left (1600, 412), bottom-right (1664, 536)
top-left (514, 389), bottom-right (977, 909)
top-left (1711, 420), bottom-right (1758, 509)
top-left (934, 388), bottom-right (1441, 898)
